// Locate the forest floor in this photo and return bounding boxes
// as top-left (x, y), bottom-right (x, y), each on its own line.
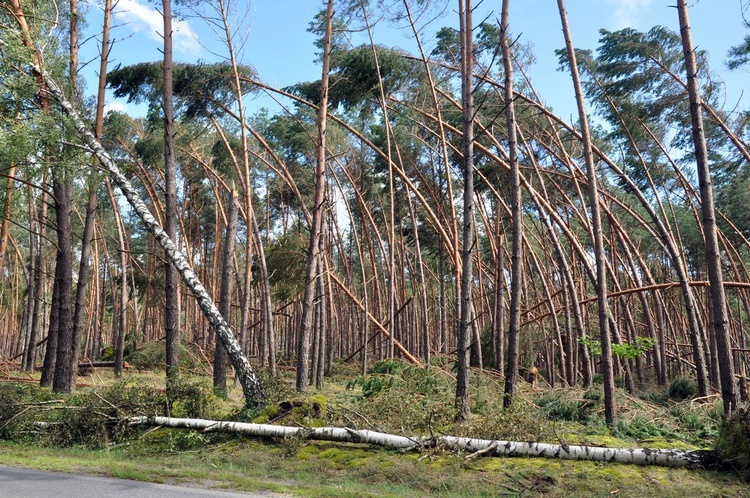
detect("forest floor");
top-left (1, 356), bottom-right (748, 497)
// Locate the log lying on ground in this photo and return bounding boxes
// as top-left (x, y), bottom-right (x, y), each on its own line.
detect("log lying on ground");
top-left (130, 416), bottom-right (721, 469)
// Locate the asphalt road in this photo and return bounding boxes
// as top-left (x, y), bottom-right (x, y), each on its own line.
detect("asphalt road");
top-left (0, 465), bottom-right (287, 498)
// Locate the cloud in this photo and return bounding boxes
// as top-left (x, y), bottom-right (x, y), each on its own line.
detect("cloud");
top-left (113, 0), bottom-right (200, 54)
top-left (606, 0), bottom-right (654, 29)
top-left (103, 101), bottom-right (130, 114)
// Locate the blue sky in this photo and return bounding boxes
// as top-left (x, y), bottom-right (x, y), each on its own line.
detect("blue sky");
top-left (78, 0), bottom-right (749, 122)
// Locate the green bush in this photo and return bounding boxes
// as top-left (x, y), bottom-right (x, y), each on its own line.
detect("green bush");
top-left (49, 380), bottom-right (168, 448)
top-left (125, 341), bottom-right (203, 372)
top-left (166, 377), bottom-right (218, 419)
top-left (613, 416), bottom-right (677, 441)
top-left (0, 383), bottom-right (59, 442)
top-left (535, 391), bottom-right (596, 422)
top-left (716, 407), bottom-right (750, 481)
top-left (668, 377), bottom-right (698, 401)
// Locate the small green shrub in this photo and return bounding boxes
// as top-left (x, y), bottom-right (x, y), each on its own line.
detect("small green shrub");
top-left (613, 416), bottom-right (677, 441)
top-left (49, 380), bottom-right (167, 448)
top-left (535, 391), bottom-right (595, 422)
top-left (668, 377), bottom-right (698, 401)
top-left (716, 407), bottom-right (750, 481)
top-left (166, 378), bottom-right (217, 419)
top-left (454, 399), bottom-right (551, 442)
top-left (0, 383), bottom-right (59, 442)
top-left (125, 341), bottom-right (203, 372)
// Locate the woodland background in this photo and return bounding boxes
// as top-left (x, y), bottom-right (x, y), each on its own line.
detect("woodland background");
top-left (2, 0), bottom-right (750, 429)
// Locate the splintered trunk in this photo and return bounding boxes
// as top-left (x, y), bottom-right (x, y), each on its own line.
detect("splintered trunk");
top-left (163, 0), bottom-right (180, 384)
top-left (676, 0), bottom-right (737, 415)
top-left (297, 0), bottom-right (334, 392)
top-left (214, 190), bottom-right (238, 398)
top-left (501, 0), bottom-right (523, 408)
top-left (455, 0), bottom-right (474, 421)
top-left (557, 0), bottom-right (617, 425)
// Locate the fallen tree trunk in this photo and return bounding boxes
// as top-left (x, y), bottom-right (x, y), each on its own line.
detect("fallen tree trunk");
top-left (130, 416), bottom-right (721, 469)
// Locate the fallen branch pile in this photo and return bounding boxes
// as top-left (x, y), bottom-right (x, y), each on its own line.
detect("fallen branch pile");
top-left (130, 416), bottom-right (721, 469)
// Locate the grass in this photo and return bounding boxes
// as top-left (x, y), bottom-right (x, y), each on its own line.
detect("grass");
top-left (1, 359), bottom-right (749, 497)
top-left (1, 438), bottom-right (747, 497)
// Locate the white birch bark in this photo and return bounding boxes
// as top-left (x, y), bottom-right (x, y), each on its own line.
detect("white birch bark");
top-left (36, 69), bottom-right (264, 407)
top-left (130, 416), bottom-right (718, 469)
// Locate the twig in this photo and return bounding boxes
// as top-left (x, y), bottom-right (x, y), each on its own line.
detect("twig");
top-left (464, 441), bottom-right (500, 462)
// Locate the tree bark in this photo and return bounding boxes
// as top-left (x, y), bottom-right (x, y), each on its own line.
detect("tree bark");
top-left (557, 0), bottom-right (617, 425)
top-left (214, 190), bottom-right (238, 397)
top-left (297, 0), bottom-right (335, 392)
top-left (163, 0), bottom-right (180, 384)
top-left (455, 0), bottom-right (474, 421)
top-left (676, 0), bottom-right (737, 415)
top-left (69, 190), bottom-right (97, 388)
top-left (24, 188), bottom-right (48, 373)
top-left (50, 179), bottom-right (75, 394)
top-left (130, 416), bottom-right (720, 469)
top-left (501, 0), bottom-right (523, 408)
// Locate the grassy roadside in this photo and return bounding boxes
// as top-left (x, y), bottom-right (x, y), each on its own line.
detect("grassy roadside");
top-left (1, 438), bottom-right (748, 497)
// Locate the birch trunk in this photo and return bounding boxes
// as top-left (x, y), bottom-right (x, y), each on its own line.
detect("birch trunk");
top-left (130, 416), bottom-right (720, 469)
top-left (36, 71), bottom-right (264, 407)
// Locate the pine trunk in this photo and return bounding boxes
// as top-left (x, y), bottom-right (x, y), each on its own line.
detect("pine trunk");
top-left (297, 0), bottom-right (335, 392)
top-left (676, 0), bottom-right (737, 415)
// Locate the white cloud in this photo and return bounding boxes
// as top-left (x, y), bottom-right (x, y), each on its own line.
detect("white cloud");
top-left (104, 101), bottom-right (130, 114)
top-left (606, 0), bottom-right (654, 29)
top-left (113, 0), bottom-right (200, 54)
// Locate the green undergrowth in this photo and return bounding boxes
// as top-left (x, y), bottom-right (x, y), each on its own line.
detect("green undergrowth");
top-left (1, 362), bottom-right (749, 496)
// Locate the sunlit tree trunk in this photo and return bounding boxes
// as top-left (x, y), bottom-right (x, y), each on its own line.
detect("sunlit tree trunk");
top-left (556, 0), bottom-right (617, 425)
top-left (297, 0), bottom-right (334, 392)
top-left (501, 0), bottom-right (523, 408)
top-left (455, 0), bottom-right (474, 421)
top-left (676, 0), bottom-right (737, 415)
top-left (163, 0), bottom-right (180, 384)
